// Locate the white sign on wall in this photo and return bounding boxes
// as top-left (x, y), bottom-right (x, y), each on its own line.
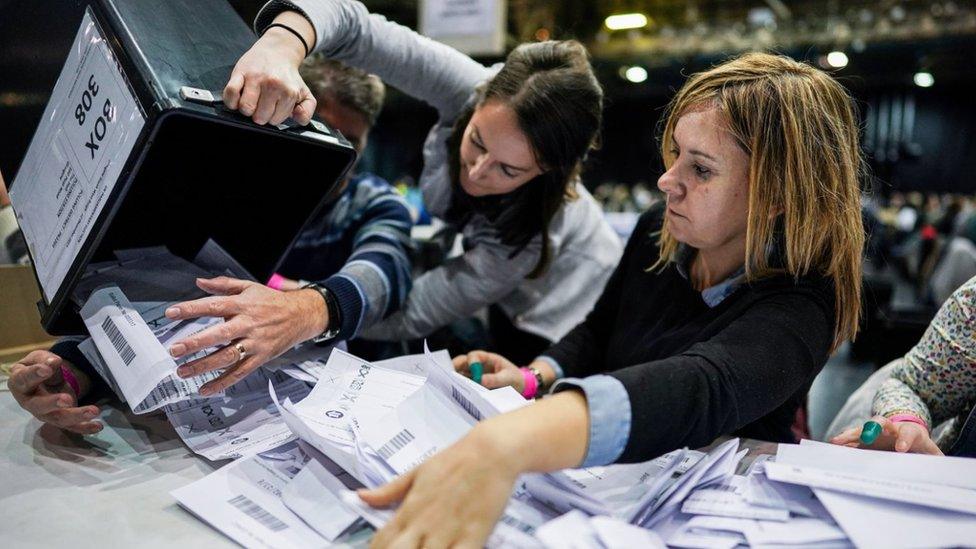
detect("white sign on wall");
top-left (10, 9), bottom-right (145, 302)
top-left (420, 0), bottom-right (507, 56)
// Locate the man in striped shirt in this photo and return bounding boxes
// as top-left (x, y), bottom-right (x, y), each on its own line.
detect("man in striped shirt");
top-left (272, 57), bottom-right (413, 342)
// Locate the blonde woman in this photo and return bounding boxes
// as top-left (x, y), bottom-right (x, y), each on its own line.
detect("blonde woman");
top-left (355, 52), bottom-right (865, 547)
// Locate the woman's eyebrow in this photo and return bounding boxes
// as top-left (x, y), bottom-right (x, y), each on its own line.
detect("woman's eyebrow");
top-left (689, 149), bottom-right (718, 162)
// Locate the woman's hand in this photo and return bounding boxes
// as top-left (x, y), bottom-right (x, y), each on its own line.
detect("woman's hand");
top-left (223, 12), bottom-right (316, 125)
top-left (165, 277), bottom-right (327, 395)
top-left (452, 351), bottom-right (522, 390)
top-left (359, 421), bottom-right (522, 548)
top-left (830, 415), bottom-right (943, 455)
top-left (359, 391), bottom-right (591, 548)
top-left (9, 351), bottom-right (102, 435)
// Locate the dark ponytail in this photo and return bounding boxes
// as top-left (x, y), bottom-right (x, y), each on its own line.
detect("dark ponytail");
top-left (446, 40), bottom-right (603, 278)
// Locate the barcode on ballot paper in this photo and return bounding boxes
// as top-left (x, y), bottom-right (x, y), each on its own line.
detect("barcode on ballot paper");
top-left (451, 386), bottom-right (482, 420)
top-left (377, 429), bottom-right (415, 460)
top-left (227, 495), bottom-right (288, 532)
top-left (500, 514), bottom-right (536, 534)
top-left (101, 316), bottom-right (136, 365)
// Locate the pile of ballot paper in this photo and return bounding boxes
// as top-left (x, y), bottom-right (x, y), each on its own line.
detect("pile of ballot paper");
top-left (165, 343), bottom-right (976, 548)
top-left (80, 256), bottom-right (976, 547)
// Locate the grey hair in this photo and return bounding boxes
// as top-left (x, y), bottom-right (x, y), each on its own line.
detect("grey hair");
top-left (300, 55), bottom-right (386, 126)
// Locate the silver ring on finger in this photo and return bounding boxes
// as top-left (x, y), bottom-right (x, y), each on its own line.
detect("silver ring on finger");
top-left (234, 342), bottom-right (248, 361)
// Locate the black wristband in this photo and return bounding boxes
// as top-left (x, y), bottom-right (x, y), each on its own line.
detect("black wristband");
top-left (263, 22), bottom-right (310, 58)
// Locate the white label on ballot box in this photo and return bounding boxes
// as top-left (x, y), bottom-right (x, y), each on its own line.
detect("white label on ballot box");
top-left (10, 8), bottom-right (145, 302)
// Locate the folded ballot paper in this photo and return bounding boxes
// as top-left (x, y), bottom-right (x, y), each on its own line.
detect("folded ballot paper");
top-left (172, 346), bottom-right (769, 548)
top-left (72, 241), bottom-right (352, 461)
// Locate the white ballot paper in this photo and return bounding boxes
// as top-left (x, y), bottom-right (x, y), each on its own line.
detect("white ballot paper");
top-left (681, 476), bottom-right (790, 522)
top-left (280, 456), bottom-right (365, 542)
top-left (535, 510), bottom-right (667, 549)
top-left (764, 460), bottom-right (976, 516)
top-left (272, 349), bottom-right (427, 483)
top-left (165, 370), bottom-right (311, 461)
top-left (357, 384), bottom-right (474, 475)
top-left (80, 286), bottom-right (226, 413)
top-left (780, 439), bottom-right (976, 490)
top-left (815, 487), bottom-right (976, 549)
top-left (172, 441), bottom-right (368, 549)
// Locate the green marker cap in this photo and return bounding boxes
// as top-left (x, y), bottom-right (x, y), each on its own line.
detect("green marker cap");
top-left (860, 420), bottom-right (882, 445)
top-left (470, 362), bottom-right (483, 384)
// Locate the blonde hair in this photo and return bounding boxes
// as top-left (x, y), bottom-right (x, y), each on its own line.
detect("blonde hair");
top-left (654, 52), bottom-right (864, 348)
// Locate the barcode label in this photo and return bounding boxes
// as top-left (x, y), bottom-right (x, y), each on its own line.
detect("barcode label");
top-left (101, 316), bottom-right (136, 365)
top-left (227, 495), bottom-right (288, 532)
top-left (452, 386), bottom-right (482, 420)
top-left (377, 429), bottom-right (415, 460)
top-left (500, 513), bottom-right (536, 534)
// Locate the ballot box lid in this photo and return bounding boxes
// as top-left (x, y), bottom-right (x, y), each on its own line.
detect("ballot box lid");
top-left (9, 0), bottom-right (356, 335)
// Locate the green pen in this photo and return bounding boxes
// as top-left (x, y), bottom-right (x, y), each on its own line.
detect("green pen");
top-left (469, 362), bottom-right (483, 385)
top-left (860, 420), bottom-right (882, 445)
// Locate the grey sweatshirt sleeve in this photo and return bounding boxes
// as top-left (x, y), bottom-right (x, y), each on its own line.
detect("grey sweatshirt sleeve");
top-left (255, 0), bottom-right (492, 122)
top-left (360, 235), bottom-right (542, 341)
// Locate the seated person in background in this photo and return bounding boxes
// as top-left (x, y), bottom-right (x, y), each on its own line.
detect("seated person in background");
top-left (8, 59), bottom-right (413, 434)
top-left (357, 53), bottom-right (866, 546)
top-left (831, 275), bottom-right (976, 456)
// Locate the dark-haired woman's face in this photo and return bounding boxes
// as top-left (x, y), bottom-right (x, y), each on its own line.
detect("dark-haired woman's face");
top-left (459, 101), bottom-right (543, 196)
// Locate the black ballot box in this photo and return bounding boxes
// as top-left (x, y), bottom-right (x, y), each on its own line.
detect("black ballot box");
top-left (9, 0), bottom-right (356, 335)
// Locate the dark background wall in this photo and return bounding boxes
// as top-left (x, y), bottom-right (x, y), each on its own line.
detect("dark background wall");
top-left (1, 1), bottom-right (973, 195)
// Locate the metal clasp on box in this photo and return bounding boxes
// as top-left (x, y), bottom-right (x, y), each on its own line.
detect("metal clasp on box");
top-left (179, 86), bottom-right (220, 105)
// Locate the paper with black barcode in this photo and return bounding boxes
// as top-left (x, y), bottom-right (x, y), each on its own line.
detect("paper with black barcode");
top-left (80, 285), bottom-right (223, 414)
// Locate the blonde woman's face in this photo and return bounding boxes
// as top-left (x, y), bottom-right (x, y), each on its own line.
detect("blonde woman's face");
top-left (657, 107), bottom-right (750, 255)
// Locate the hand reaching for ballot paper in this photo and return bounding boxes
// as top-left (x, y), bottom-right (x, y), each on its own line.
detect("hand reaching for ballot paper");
top-left (9, 350), bottom-right (102, 435)
top-left (830, 415), bottom-right (943, 455)
top-left (359, 422), bottom-right (521, 548)
top-left (165, 276), bottom-right (328, 395)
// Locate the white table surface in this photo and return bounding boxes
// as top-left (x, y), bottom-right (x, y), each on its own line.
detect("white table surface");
top-left (0, 391), bottom-right (237, 548)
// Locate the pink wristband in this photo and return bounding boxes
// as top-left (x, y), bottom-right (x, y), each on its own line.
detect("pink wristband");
top-left (267, 273), bottom-right (286, 290)
top-left (60, 364), bottom-right (81, 400)
top-left (520, 367), bottom-right (538, 399)
top-left (888, 413), bottom-right (929, 431)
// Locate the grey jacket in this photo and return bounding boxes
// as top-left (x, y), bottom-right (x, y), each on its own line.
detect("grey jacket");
top-left (257, 0), bottom-right (623, 342)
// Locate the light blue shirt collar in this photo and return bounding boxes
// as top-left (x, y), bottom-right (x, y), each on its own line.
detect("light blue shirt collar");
top-left (674, 244), bottom-right (746, 308)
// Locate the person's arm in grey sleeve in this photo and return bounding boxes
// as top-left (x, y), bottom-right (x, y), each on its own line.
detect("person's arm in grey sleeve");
top-left (255, 0), bottom-right (491, 122)
top-left (360, 238), bottom-right (541, 341)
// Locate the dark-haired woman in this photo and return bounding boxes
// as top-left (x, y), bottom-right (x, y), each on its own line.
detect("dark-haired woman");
top-left (160, 0), bottom-right (622, 393)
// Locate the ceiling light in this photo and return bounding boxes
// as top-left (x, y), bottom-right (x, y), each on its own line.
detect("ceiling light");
top-left (624, 66), bottom-right (648, 83)
top-left (826, 51), bottom-right (849, 68)
top-left (605, 13), bottom-right (648, 31)
top-left (914, 71), bottom-right (934, 87)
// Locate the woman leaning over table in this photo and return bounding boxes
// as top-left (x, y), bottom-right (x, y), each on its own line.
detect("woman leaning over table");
top-left (355, 52), bottom-right (866, 547)
top-left (156, 0), bottom-right (622, 396)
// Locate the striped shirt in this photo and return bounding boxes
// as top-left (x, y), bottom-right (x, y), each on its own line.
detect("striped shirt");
top-left (278, 173), bottom-right (413, 340)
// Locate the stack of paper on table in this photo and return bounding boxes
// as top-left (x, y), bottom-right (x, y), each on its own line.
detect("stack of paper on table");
top-left (172, 345), bottom-right (758, 547)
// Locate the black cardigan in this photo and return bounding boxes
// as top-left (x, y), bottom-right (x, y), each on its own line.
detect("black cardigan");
top-left (547, 206), bottom-right (835, 462)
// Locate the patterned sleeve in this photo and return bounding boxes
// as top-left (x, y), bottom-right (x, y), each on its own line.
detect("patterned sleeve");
top-left (872, 276), bottom-right (976, 426)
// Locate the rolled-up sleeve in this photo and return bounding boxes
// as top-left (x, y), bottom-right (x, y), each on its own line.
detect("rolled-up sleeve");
top-left (551, 375), bottom-right (632, 467)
